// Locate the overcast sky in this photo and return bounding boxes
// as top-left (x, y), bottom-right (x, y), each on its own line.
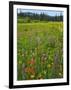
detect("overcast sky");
top-left (17, 9), bottom-right (63, 16)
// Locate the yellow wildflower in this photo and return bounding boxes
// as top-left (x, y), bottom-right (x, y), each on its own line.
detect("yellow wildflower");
top-left (30, 75), bottom-right (35, 78)
top-left (18, 60), bottom-right (22, 64)
top-left (59, 73), bottom-right (62, 76)
top-left (47, 64), bottom-right (51, 68)
top-left (43, 71), bottom-right (46, 75)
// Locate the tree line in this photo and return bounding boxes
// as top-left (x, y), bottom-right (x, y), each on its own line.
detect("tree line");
top-left (17, 12), bottom-right (63, 23)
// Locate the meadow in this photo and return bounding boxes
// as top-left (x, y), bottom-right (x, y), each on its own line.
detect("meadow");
top-left (17, 22), bottom-right (63, 80)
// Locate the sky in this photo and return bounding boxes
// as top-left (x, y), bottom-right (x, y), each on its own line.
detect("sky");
top-left (17, 9), bottom-right (63, 16)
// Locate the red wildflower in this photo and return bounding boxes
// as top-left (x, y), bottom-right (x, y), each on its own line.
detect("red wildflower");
top-left (24, 67), bottom-right (35, 75)
top-left (27, 57), bottom-right (35, 65)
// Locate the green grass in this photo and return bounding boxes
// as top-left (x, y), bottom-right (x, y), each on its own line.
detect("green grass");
top-left (17, 22), bottom-right (63, 80)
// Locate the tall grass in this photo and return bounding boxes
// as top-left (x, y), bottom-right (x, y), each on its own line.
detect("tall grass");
top-left (17, 22), bottom-right (63, 80)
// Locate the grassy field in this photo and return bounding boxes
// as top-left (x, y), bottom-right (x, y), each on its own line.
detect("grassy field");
top-left (17, 22), bottom-right (63, 80)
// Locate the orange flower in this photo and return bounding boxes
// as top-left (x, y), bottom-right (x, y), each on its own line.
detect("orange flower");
top-left (27, 57), bottom-right (35, 65)
top-left (30, 57), bottom-right (35, 64)
top-left (25, 67), bottom-right (35, 75)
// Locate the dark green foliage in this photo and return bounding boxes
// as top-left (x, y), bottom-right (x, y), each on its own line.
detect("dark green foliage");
top-left (17, 12), bottom-right (63, 23)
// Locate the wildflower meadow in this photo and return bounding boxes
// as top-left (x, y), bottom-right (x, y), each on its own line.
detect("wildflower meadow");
top-left (17, 9), bottom-right (63, 80)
